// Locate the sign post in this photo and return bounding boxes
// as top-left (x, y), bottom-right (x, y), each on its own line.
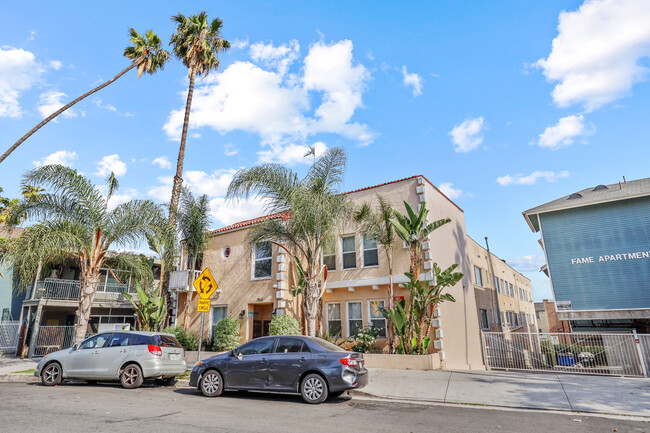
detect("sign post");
top-left (193, 268), bottom-right (218, 363)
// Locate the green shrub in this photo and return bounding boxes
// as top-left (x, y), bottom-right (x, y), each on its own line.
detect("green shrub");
top-left (211, 317), bottom-right (241, 351)
top-left (349, 326), bottom-right (380, 353)
top-left (268, 314), bottom-right (301, 336)
top-left (163, 326), bottom-right (198, 351)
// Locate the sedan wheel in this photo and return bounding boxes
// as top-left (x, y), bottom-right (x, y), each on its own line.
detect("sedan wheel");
top-left (120, 364), bottom-right (143, 389)
top-left (301, 373), bottom-right (328, 404)
top-left (41, 363), bottom-right (62, 386)
top-left (200, 370), bottom-right (223, 397)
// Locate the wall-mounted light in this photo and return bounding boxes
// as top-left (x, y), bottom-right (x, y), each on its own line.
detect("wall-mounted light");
top-left (238, 310), bottom-right (245, 319)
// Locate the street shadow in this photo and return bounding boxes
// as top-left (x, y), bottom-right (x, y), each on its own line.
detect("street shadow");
top-left (172, 388), bottom-right (352, 405)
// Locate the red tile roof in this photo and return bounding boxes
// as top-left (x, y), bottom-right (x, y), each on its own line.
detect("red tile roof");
top-left (208, 175), bottom-right (462, 236)
top-left (208, 210), bottom-right (290, 235)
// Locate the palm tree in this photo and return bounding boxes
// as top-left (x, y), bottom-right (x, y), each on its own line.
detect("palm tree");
top-left (177, 187), bottom-right (211, 330)
top-left (167, 12), bottom-right (230, 225)
top-left (0, 28), bottom-right (169, 164)
top-left (226, 147), bottom-right (352, 336)
top-left (354, 194), bottom-right (398, 353)
top-left (1, 165), bottom-right (160, 343)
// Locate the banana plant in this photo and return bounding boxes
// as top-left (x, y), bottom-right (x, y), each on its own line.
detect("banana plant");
top-left (123, 281), bottom-right (167, 331)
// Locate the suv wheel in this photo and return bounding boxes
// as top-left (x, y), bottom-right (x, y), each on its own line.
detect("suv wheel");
top-left (200, 369), bottom-right (223, 397)
top-left (120, 364), bottom-right (143, 389)
top-left (301, 373), bottom-right (328, 404)
top-left (41, 362), bottom-right (62, 386)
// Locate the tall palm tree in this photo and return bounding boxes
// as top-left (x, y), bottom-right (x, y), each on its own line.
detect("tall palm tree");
top-left (1, 165), bottom-right (160, 343)
top-left (226, 147), bottom-right (352, 336)
top-left (177, 187), bottom-right (211, 330)
top-left (354, 194), bottom-right (398, 353)
top-left (167, 12), bottom-right (229, 225)
top-left (0, 28), bottom-right (169, 164)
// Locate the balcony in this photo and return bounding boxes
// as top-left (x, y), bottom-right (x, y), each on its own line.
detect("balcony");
top-left (32, 278), bottom-right (135, 301)
top-left (169, 270), bottom-right (202, 292)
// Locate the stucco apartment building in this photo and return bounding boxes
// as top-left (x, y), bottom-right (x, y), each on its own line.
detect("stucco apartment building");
top-left (468, 237), bottom-right (536, 333)
top-left (173, 175), bottom-right (534, 370)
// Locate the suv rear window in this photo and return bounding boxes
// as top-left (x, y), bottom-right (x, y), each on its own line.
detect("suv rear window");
top-left (131, 334), bottom-right (153, 346)
top-left (153, 335), bottom-right (183, 348)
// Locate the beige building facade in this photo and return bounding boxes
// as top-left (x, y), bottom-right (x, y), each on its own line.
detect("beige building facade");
top-left (468, 237), bottom-right (537, 334)
top-left (174, 175), bottom-right (528, 371)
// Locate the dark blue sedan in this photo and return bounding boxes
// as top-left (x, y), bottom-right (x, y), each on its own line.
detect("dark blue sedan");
top-left (189, 336), bottom-right (368, 404)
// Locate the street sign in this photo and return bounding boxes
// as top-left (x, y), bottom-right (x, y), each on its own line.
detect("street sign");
top-left (193, 268), bottom-right (218, 299)
top-left (197, 299), bottom-right (210, 313)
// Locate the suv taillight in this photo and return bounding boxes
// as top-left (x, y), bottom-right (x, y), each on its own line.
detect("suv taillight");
top-left (148, 345), bottom-right (162, 356)
top-left (339, 357), bottom-right (358, 367)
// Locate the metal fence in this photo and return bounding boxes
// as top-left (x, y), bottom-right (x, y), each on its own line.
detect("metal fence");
top-left (33, 326), bottom-right (76, 357)
top-left (0, 321), bottom-right (20, 353)
top-left (481, 331), bottom-right (649, 377)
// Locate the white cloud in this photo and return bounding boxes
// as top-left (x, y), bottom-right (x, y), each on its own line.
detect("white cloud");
top-left (535, 0), bottom-right (650, 111)
top-left (152, 156), bottom-right (172, 169)
top-left (497, 170), bottom-right (570, 186)
top-left (37, 90), bottom-right (77, 119)
top-left (32, 150), bottom-right (78, 167)
top-left (163, 39), bottom-right (374, 147)
top-left (224, 143), bottom-right (238, 156)
top-left (231, 38), bottom-right (249, 50)
top-left (449, 117), bottom-right (485, 153)
top-left (257, 141), bottom-right (327, 165)
top-left (95, 154), bottom-right (127, 177)
top-left (538, 114), bottom-right (594, 150)
top-left (437, 182), bottom-right (472, 200)
top-left (183, 169), bottom-right (238, 197)
top-left (49, 60), bottom-right (62, 70)
top-left (27, 30), bottom-right (36, 41)
top-left (506, 255), bottom-right (546, 273)
top-left (0, 47), bottom-right (44, 117)
top-left (94, 98), bottom-right (117, 112)
top-left (147, 176), bottom-right (173, 202)
top-left (209, 196), bottom-right (270, 226)
top-left (402, 66), bottom-right (423, 97)
top-left (106, 188), bottom-right (138, 212)
top-left (250, 40), bottom-right (300, 76)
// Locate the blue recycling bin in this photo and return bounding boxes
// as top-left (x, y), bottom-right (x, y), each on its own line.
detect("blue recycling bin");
top-left (557, 353), bottom-right (575, 366)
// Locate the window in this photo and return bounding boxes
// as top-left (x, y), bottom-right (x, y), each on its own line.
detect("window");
top-left (347, 301), bottom-right (363, 337)
top-left (253, 241), bottom-right (272, 278)
top-left (323, 242), bottom-right (336, 271)
top-left (341, 236), bottom-right (356, 269)
top-left (108, 333), bottom-right (131, 347)
top-left (368, 300), bottom-right (386, 338)
top-left (211, 305), bottom-right (228, 337)
top-left (494, 277), bottom-right (500, 293)
top-left (509, 283), bottom-right (514, 297)
top-left (222, 247), bottom-right (231, 258)
top-left (536, 311), bottom-right (540, 319)
top-left (238, 339), bottom-right (275, 355)
top-left (153, 335), bottom-right (183, 348)
top-left (275, 338), bottom-right (308, 353)
top-left (326, 303), bottom-right (342, 336)
top-left (362, 234), bottom-right (379, 267)
top-left (80, 333), bottom-right (111, 350)
top-left (480, 309), bottom-right (489, 329)
top-left (474, 267), bottom-right (483, 286)
top-left (500, 279), bottom-right (505, 295)
top-left (132, 334), bottom-right (152, 346)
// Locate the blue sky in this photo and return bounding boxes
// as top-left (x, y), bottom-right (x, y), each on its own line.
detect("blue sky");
top-left (2, 0), bottom-right (650, 301)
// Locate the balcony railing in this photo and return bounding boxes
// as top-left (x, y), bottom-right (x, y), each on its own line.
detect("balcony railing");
top-left (169, 269), bottom-right (202, 291)
top-left (33, 278), bottom-right (134, 301)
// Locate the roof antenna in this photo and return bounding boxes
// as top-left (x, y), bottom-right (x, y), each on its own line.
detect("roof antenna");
top-left (623, 176), bottom-right (626, 183)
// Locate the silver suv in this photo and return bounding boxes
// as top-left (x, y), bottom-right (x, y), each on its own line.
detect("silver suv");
top-left (34, 331), bottom-right (186, 389)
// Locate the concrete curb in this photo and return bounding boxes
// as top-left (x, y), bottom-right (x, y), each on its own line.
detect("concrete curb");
top-left (0, 373), bottom-right (39, 383)
top-left (349, 390), bottom-right (650, 420)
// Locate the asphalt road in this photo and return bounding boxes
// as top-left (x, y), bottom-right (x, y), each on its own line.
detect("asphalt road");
top-left (0, 382), bottom-right (647, 433)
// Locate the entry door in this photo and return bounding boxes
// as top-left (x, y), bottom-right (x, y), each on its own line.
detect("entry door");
top-left (226, 338), bottom-right (276, 389)
top-left (253, 320), bottom-right (270, 339)
top-left (66, 333), bottom-right (112, 378)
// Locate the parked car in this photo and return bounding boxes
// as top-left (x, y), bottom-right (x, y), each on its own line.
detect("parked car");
top-left (189, 336), bottom-right (368, 404)
top-left (34, 331), bottom-right (186, 389)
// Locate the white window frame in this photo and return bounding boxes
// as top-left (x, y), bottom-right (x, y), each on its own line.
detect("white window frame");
top-left (341, 235), bottom-right (357, 270)
top-left (474, 266), bottom-right (483, 287)
top-left (209, 305), bottom-right (228, 338)
top-left (361, 234), bottom-right (379, 268)
top-left (346, 301), bottom-right (363, 338)
top-left (252, 241), bottom-right (273, 280)
top-left (325, 302), bottom-right (342, 336)
top-left (479, 309), bottom-right (489, 330)
top-left (367, 299), bottom-right (387, 338)
top-left (322, 243), bottom-right (337, 272)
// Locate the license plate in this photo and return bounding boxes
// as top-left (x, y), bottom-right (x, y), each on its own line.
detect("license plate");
top-left (169, 353), bottom-right (180, 360)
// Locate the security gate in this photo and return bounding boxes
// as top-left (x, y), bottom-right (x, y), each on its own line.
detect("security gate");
top-left (33, 326), bottom-right (76, 357)
top-left (481, 331), bottom-right (649, 377)
top-left (0, 321), bottom-right (20, 353)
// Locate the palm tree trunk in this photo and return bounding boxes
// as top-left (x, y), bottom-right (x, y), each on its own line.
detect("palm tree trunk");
top-left (168, 72), bottom-right (196, 226)
top-left (303, 278), bottom-right (320, 336)
top-left (74, 273), bottom-right (101, 344)
top-left (0, 59), bottom-right (143, 165)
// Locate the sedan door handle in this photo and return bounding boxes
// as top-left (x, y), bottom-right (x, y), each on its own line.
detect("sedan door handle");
top-left (300, 357), bottom-right (306, 362)
top-left (120, 349), bottom-right (127, 353)
top-left (93, 350), bottom-right (99, 355)
top-left (261, 358), bottom-right (268, 363)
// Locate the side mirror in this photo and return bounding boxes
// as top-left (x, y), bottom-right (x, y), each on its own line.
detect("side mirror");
top-left (72, 343), bottom-right (80, 351)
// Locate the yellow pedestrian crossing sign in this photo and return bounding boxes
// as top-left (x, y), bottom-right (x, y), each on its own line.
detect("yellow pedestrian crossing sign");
top-left (193, 268), bottom-right (218, 299)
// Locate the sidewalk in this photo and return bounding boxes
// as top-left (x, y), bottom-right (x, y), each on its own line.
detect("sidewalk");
top-left (356, 368), bottom-right (650, 417)
top-left (0, 355), bottom-right (38, 375)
